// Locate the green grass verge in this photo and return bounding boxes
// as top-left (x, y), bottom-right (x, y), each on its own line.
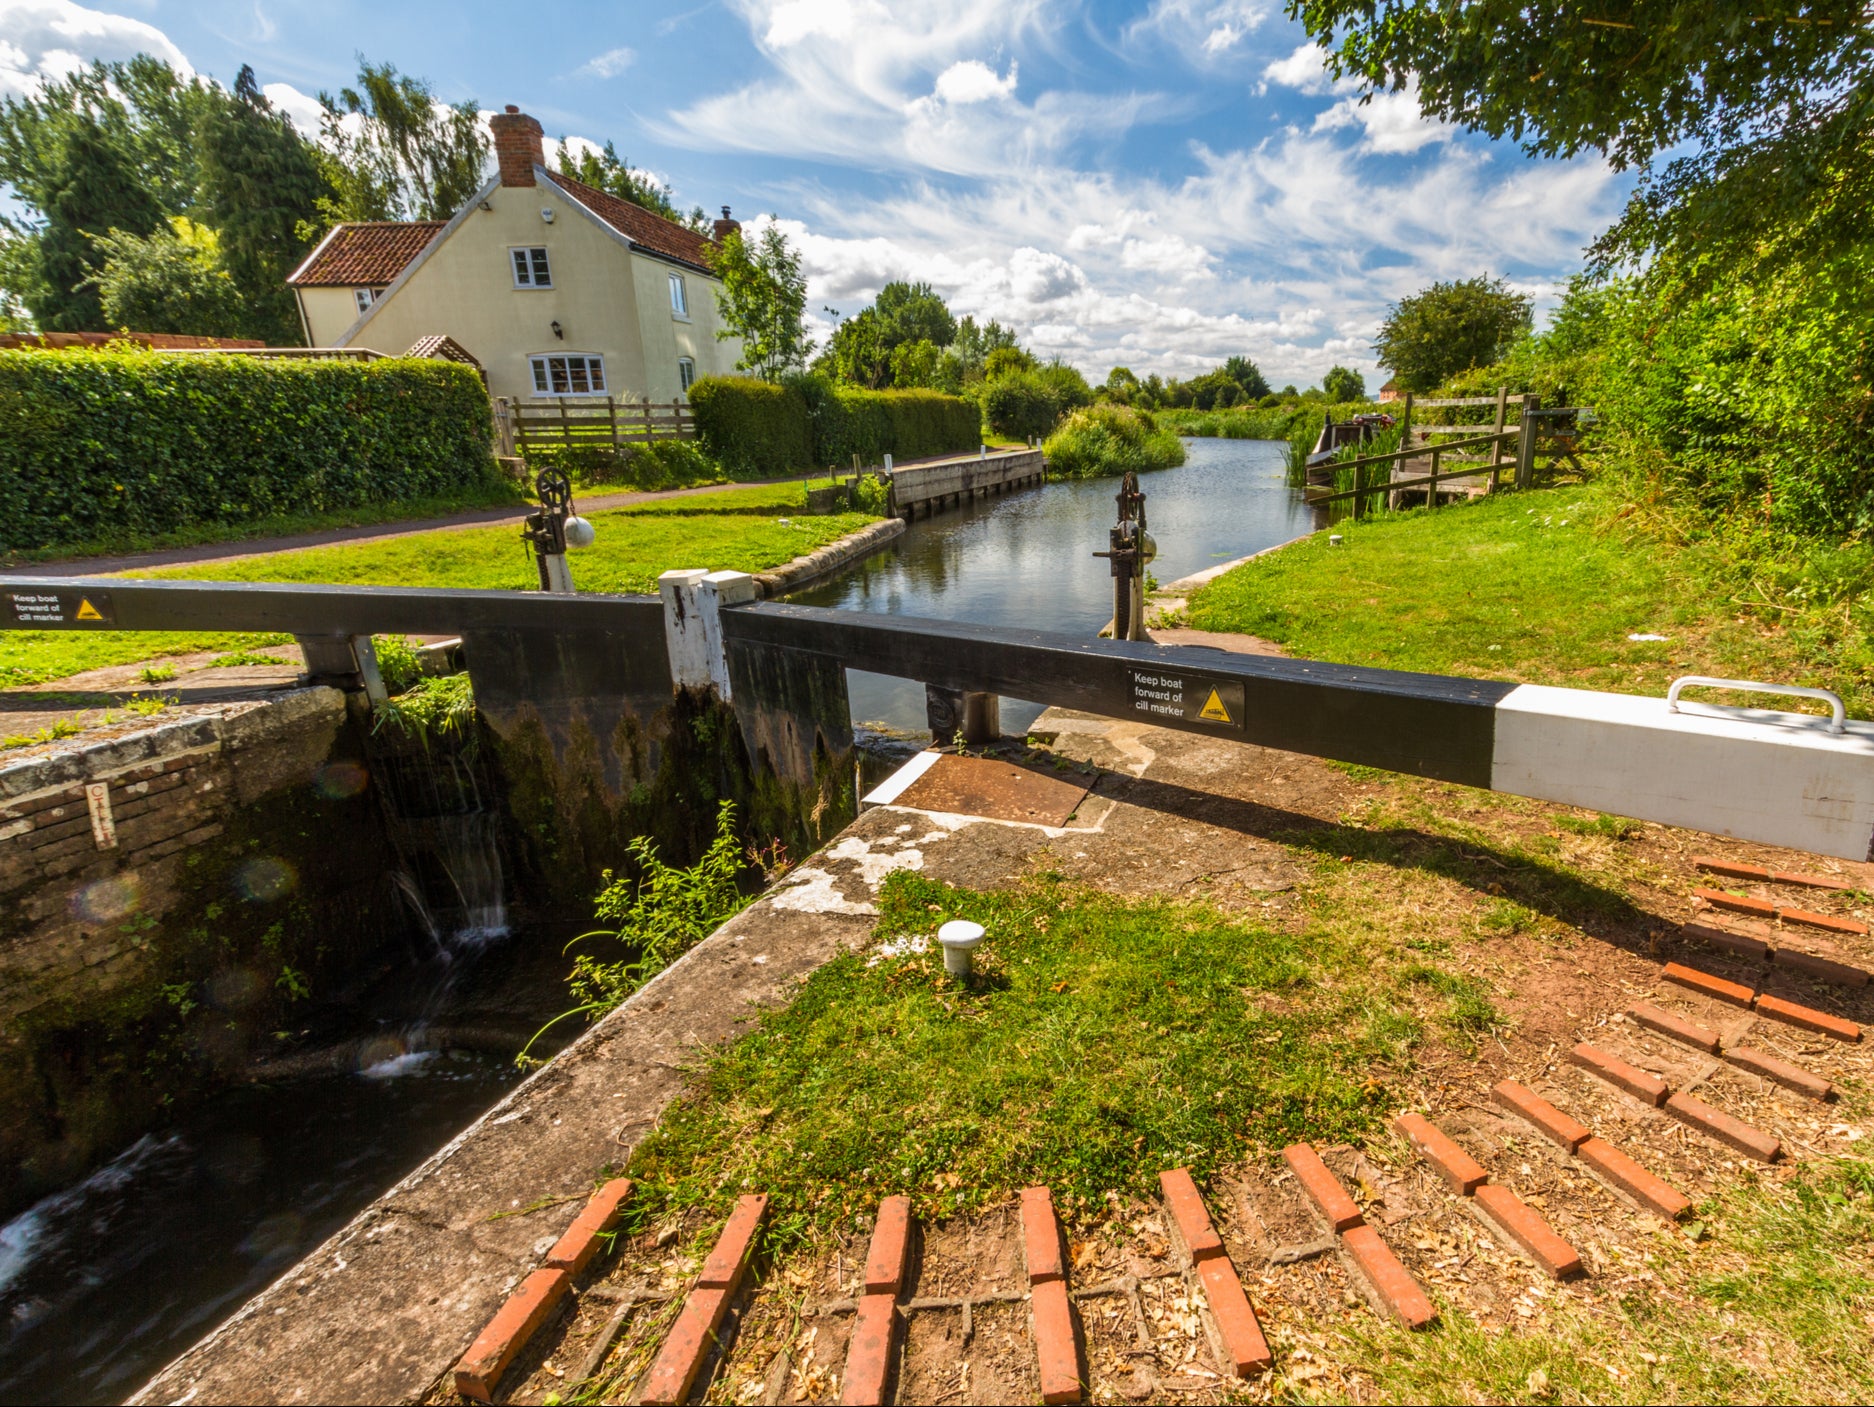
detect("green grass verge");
top-left (1, 479), bottom-right (531, 567)
top-left (623, 870), bottom-right (1416, 1246)
top-left (1187, 477), bottom-right (1874, 718)
top-left (1, 483), bottom-right (873, 687)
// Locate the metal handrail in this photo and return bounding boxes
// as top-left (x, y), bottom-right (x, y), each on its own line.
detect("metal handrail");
top-left (1667, 675), bottom-right (1846, 734)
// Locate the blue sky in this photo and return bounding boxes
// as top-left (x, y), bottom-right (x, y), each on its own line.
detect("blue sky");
top-left (2, 0), bottom-right (1632, 386)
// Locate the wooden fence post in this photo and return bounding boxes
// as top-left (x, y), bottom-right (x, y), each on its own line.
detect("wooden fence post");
top-left (557, 398), bottom-right (571, 447)
top-left (1488, 385), bottom-right (1508, 493)
top-left (1427, 445), bottom-right (1440, 509)
top-left (492, 397), bottom-right (515, 458)
top-left (605, 395), bottom-right (618, 450)
top-left (1397, 392), bottom-right (1414, 476)
top-left (1514, 393), bottom-right (1539, 490)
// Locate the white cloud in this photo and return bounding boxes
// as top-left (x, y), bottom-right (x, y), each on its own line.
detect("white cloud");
top-left (576, 46), bottom-right (636, 79)
top-left (262, 81), bottom-right (324, 138)
top-left (1313, 84), bottom-right (1454, 154)
top-left (1259, 41), bottom-right (1347, 97)
top-left (0, 0), bottom-right (191, 100)
top-left (1125, 0), bottom-right (1270, 57)
top-left (931, 59), bottom-right (1016, 105)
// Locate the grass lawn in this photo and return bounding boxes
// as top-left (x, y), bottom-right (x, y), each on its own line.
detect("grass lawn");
top-left (612, 801), bottom-right (1873, 1403)
top-left (1, 483), bottom-right (875, 687)
top-left (1186, 477), bottom-right (1874, 719)
top-left (3, 479), bottom-right (532, 567)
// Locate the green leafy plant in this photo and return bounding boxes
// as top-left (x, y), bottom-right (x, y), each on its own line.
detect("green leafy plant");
top-left (138, 663), bottom-right (178, 683)
top-left (372, 672), bottom-right (475, 751)
top-left (519, 801), bottom-right (752, 1065)
top-left (207, 649), bottom-right (289, 667)
top-left (1042, 404), bottom-right (1187, 479)
top-left (370, 634), bottom-right (423, 693)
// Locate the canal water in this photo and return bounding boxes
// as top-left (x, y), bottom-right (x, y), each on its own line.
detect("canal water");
top-left (792, 435), bottom-right (1313, 735)
top-left (0, 434), bottom-right (1308, 1405)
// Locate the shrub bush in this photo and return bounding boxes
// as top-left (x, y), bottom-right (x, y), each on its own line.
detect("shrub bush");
top-left (694, 373), bottom-right (977, 474)
top-left (521, 438), bottom-right (722, 491)
top-left (0, 350), bottom-right (496, 553)
top-left (689, 375), bottom-right (814, 478)
top-left (981, 370), bottom-right (1065, 440)
top-left (1043, 404), bottom-right (1187, 479)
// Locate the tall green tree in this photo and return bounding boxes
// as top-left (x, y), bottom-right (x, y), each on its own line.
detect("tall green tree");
top-left (1375, 277), bottom-right (1532, 392)
top-left (555, 140), bottom-right (707, 233)
top-left (709, 225), bottom-right (813, 381)
top-left (874, 280), bottom-right (956, 349)
top-left (1286, 0), bottom-right (1874, 274)
top-left (1221, 355), bottom-right (1271, 399)
top-left (1322, 364), bottom-right (1365, 401)
top-left (32, 116), bottom-right (165, 329)
top-left (197, 67), bottom-right (330, 343)
top-left (91, 219), bottom-right (245, 336)
top-left (318, 60), bottom-right (487, 222)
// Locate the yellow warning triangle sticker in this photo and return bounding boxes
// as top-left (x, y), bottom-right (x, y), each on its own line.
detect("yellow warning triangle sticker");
top-left (74, 598), bottom-right (103, 621)
top-left (1197, 688), bottom-right (1233, 723)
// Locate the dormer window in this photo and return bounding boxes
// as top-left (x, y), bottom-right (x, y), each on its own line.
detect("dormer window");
top-left (511, 247), bottom-right (552, 288)
top-left (669, 274), bottom-right (688, 318)
top-left (353, 287), bottom-right (383, 315)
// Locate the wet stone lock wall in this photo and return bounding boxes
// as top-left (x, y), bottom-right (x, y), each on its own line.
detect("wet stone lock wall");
top-left (0, 688), bottom-right (404, 1218)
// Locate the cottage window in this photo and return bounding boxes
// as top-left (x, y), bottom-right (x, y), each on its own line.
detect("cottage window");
top-left (529, 354), bottom-right (607, 396)
top-left (678, 357), bottom-right (695, 392)
top-left (353, 287), bottom-right (381, 315)
top-left (669, 274), bottom-right (688, 318)
top-left (511, 247), bottom-right (552, 288)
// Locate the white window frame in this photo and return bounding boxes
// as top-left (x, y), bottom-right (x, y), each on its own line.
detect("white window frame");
top-left (677, 356), bottom-right (695, 393)
top-left (669, 273), bottom-right (689, 319)
top-left (529, 353), bottom-right (607, 396)
top-left (511, 246), bottom-right (553, 289)
top-left (353, 287), bottom-right (380, 316)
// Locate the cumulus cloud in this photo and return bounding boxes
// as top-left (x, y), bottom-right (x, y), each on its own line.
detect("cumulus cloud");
top-left (931, 59), bottom-right (1016, 105)
top-left (1313, 84), bottom-right (1454, 154)
top-left (1259, 41), bottom-right (1347, 97)
top-left (0, 0), bottom-right (191, 100)
top-left (262, 81), bottom-right (325, 138)
top-left (576, 46), bottom-right (636, 79)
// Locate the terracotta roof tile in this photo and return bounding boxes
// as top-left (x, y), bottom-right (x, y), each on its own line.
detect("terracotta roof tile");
top-left (544, 171), bottom-right (716, 275)
top-left (289, 221), bottom-right (447, 287)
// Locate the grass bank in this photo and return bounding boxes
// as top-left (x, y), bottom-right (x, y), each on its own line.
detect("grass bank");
top-left (613, 823), bottom-right (1871, 1403)
top-left (1186, 476), bottom-right (1874, 719)
top-left (2, 483), bottom-right (876, 687)
top-left (0, 478), bottom-right (529, 568)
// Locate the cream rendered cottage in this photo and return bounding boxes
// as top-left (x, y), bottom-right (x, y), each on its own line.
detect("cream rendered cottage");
top-left (287, 106), bottom-right (742, 404)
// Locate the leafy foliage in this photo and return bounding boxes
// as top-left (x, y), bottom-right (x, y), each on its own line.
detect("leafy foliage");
top-left (0, 351), bottom-right (496, 552)
top-left (372, 672), bottom-right (476, 752)
top-left (90, 220), bottom-right (244, 336)
top-left (314, 59), bottom-right (487, 223)
top-left (1042, 404), bottom-right (1187, 479)
top-left (690, 373), bottom-right (978, 474)
top-left (708, 226), bottom-right (814, 381)
top-left (1376, 276), bottom-right (1532, 392)
top-left (1323, 364), bottom-right (1366, 401)
top-left (520, 802), bottom-right (753, 1063)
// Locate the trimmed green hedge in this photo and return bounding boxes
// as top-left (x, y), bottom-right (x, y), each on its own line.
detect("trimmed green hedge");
top-left (691, 374), bottom-right (978, 475)
top-left (0, 351), bottom-right (497, 552)
top-left (688, 376), bottom-right (814, 478)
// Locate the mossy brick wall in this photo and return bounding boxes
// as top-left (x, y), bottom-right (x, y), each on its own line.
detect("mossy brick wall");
top-left (0, 689), bottom-right (403, 1217)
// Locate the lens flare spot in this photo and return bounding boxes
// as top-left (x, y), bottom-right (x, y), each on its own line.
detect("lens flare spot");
top-left (314, 761), bottom-right (368, 799)
top-left (234, 857), bottom-right (295, 902)
top-left (69, 874), bottom-right (140, 923)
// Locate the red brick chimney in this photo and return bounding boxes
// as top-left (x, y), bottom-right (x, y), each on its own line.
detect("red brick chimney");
top-left (713, 206), bottom-right (742, 242)
top-left (490, 105), bottom-right (543, 188)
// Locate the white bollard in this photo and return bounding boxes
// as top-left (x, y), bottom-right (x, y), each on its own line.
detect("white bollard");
top-left (937, 919), bottom-right (985, 977)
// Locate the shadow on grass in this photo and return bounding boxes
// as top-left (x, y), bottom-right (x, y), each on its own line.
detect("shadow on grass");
top-left (1098, 770), bottom-right (1662, 957)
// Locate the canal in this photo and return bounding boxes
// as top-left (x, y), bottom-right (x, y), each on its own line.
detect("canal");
top-left (0, 434), bottom-right (1309, 1404)
top-left (792, 434), bottom-right (1312, 734)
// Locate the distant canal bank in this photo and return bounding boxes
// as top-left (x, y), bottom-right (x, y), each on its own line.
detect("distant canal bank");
top-left (790, 435), bottom-right (1315, 735)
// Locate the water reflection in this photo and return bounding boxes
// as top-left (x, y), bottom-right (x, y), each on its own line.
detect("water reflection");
top-left (790, 437), bottom-right (1313, 734)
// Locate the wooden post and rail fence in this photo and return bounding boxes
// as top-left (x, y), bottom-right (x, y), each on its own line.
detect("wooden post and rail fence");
top-left (491, 397), bottom-right (696, 460)
top-left (1306, 390), bottom-right (1584, 517)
